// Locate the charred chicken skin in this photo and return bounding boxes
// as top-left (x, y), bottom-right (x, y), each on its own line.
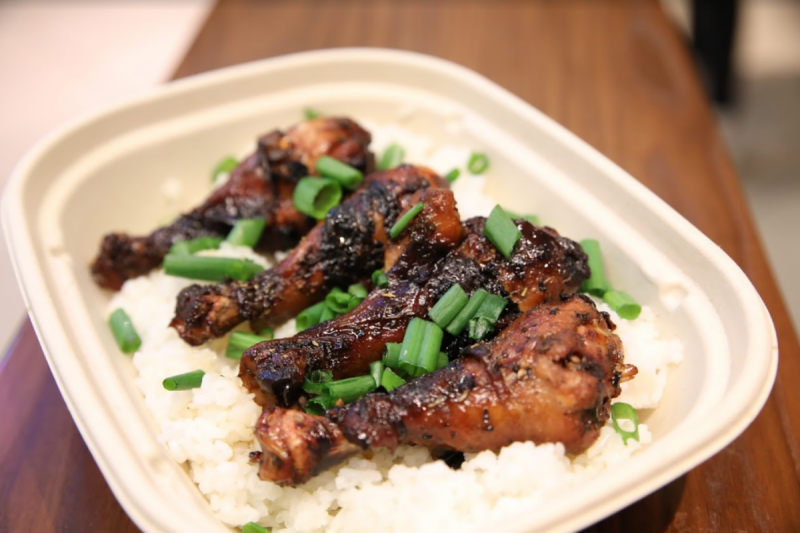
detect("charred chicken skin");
top-left (240, 217), bottom-right (589, 408)
top-left (239, 186), bottom-right (465, 406)
top-left (255, 294), bottom-right (634, 486)
top-left (90, 117), bottom-right (373, 290)
top-left (170, 165), bottom-right (449, 346)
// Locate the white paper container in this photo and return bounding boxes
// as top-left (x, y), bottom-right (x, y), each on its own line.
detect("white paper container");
top-left (1, 48), bottom-right (777, 533)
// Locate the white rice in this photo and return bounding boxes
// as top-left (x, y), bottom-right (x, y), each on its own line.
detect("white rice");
top-left (108, 121), bottom-right (683, 532)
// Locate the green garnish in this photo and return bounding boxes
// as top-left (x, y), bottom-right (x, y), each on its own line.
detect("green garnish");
top-left (428, 284), bottom-right (468, 329)
top-left (467, 152), bottom-right (489, 174)
top-left (610, 402), bottom-right (640, 444)
top-left (444, 168), bottom-right (460, 182)
top-left (484, 205), bottom-right (521, 259)
top-left (108, 308), bottom-right (141, 354)
top-left (163, 255), bottom-right (263, 282)
top-left (579, 239), bottom-right (611, 297)
top-left (315, 155), bottom-right (363, 190)
top-left (603, 290), bottom-right (641, 320)
top-left (225, 332), bottom-right (272, 360)
top-left (162, 370), bottom-right (205, 391)
top-left (389, 202), bottom-right (424, 239)
top-left (293, 177), bottom-right (343, 220)
top-left (168, 236), bottom-right (224, 256)
top-left (211, 156), bottom-right (238, 182)
top-left (378, 143), bottom-right (405, 171)
top-left (226, 218), bottom-right (266, 248)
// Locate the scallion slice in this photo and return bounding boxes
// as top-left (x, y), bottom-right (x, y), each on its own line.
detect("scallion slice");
top-left (319, 304), bottom-right (337, 323)
top-left (610, 402), bottom-right (640, 444)
top-left (323, 375), bottom-right (377, 404)
top-left (226, 218), bottom-right (266, 248)
top-left (467, 152), bottom-right (489, 174)
top-left (380, 368), bottom-right (406, 391)
top-left (378, 143), bottom-right (405, 171)
top-left (293, 177), bottom-right (343, 220)
top-left (304, 108), bottom-right (322, 120)
top-left (485, 205), bottom-right (522, 259)
top-left (258, 328), bottom-right (275, 340)
top-left (603, 290), bottom-right (641, 320)
top-left (296, 301), bottom-right (327, 331)
top-left (168, 236), bottom-right (224, 256)
top-left (445, 289), bottom-right (489, 336)
top-left (369, 361), bottom-right (384, 388)
top-left (444, 168), bottom-right (460, 183)
top-left (242, 522), bottom-right (271, 533)
top-left (108, 308), bottom-right (141, 354)
top-left (389, 202), bottom-right (424, 239)
top-left (428, 284), bottom-right (468, 328)
top-left (414, 321), bottom-right (444, 377)
top-left (579, 239), bottom-right (611, 296)
top-left (382, 343), bottom-right (402, 368)
top-left (162, 369), bottom-right (205, 391)
top-left (302, 369), bottom-right (334, 395)
top-left (325, 287), bottom-right (353, 313)
top-left (212, 156), bottom-right (238, 181)
top-left (348, 283), bottom-right (368, 299)
top-left (305, 395), bottom-right (332, 414)
top-left (436, 351), bottom-right (449, 370)
top-left (225, 331), bottom-right (272, 360)
top-left (468, 316), bottom-right (494, 341)
top-left (372, 269), bottom-right (389, 288)
top-left (315, 155), bottom-right (364, 190)
top-left (473, 293), bottom-right (508, 323)
top-left (163, 255), bottom-right (263, 282)
top-left (398, 318), bottom-right (426, 376)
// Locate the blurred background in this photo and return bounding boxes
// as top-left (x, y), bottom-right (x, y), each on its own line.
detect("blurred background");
top-left (0, 0), bottom-right (798, 357)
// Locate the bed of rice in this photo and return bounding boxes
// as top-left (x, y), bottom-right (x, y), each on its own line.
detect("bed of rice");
top-left (108, 121), bottom-right (684, 532)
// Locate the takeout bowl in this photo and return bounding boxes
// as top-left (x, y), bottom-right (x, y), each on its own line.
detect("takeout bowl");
top-left (1, 48), bottom-right (777, 533)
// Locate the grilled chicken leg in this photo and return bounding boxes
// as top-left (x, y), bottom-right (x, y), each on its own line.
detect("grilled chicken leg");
top-left (90, 117), bottom-right (372, 290)
top-left (255, 294), bottom-right (634, 486)
top-left (170, 165), bottom-right (448, 345)
top-left (240, 217), bottom-right (589, 408)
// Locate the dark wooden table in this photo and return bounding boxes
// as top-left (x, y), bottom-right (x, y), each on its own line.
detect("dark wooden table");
top-left (3, 1), bottom-right (799, 531)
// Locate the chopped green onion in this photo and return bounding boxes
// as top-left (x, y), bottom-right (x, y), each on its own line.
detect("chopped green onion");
top-left (444, 168), bottom-right (460, 182)
top-left (369, 361), bottom-right (384, 388)
top-left (315, 155), bottom-right (364, 190)
top-left (414, 321), bottom-right (444, 377)
top-left (242, 522), bottom-right (271, 533)
top-left (428, 284), bottom-right (468, 328)
top-left (473, 293), bottom-right (508, 323)
top-left (304, 108), bottom-right (322, 120)
top-left (467, 152), bottom-right (489, 174)
top-left (319, 304), bottom-right (337, 323)
top-left (348, 283), bottom-right (368, 299)
top-left (610, 402), bottom-right (640, 444)
top-left (293, 177), bottom-right (343, 220)
top-left (436, 351), bottom-right (449, 370)
top-left (372, 269), bottom-right (389, 288)
top-left (485, 205), bottom-right (522, 259)
top-left (468, 316), bottom-right (494, 341)
top-left (302, 369), bottom-right (334, 395)
top-left (305, 395), bottom-right (332, 414)
top-left (108, 308), bottom-right (141, 354)
top-left (382, 343), bottom-right (402, 368)
top-left (325, 287), bottom-right (352, 313)
top-left (389, 202), bottom-right (425, 239)
top-left (225, 332), bottom-right (272, 360)
top-left (446, 289), bottom-right (489, 336)
top-left (398, 318), bottom-right (426, 376)
top-left (162, 370), bottom-right (205, 391)
top-left (212, 156), bottom-right (238, 181)
top-left (603, 290), bottom-right (641, 320)
top-left (296, 301), bottom-right (328, 331)
top-left (258, 328), bottom-right (275, 340)
top-left (378, 143), bottom-right (405, 171)
top-left (163, 255), bottom-right (263, 282)
top-left (168, 236), bottom-right (224, 256)
top-left (226, 218), bottom-right (266, 248)
top-left (380, 368), bottom-right (406, 391)
top-left (323, 375), bottom-right (377, 404)
top-left (579, 239), bottom-right (612, 297)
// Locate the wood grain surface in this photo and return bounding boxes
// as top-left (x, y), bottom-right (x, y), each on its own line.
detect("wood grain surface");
top-left (2, 0), bottom-right (799, 531)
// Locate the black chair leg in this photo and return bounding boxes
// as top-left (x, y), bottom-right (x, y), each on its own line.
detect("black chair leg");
top-left (691, 0), bottom-right (740, 105)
